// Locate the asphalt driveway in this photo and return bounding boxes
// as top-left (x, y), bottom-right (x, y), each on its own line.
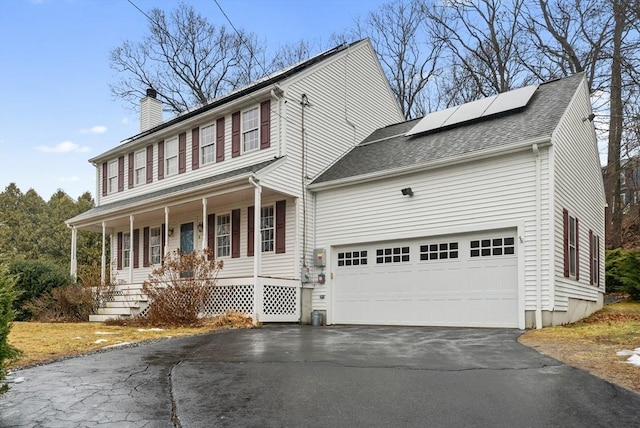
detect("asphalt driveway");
top-left (1, 326), bottom-right (638, 427)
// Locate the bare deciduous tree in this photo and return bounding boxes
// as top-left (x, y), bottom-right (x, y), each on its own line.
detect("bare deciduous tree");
top-left (110, 3), bottom-right (264, 114)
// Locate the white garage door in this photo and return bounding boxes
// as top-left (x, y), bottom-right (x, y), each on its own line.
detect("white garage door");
top-left (332, 231), bottom-right (518, 328)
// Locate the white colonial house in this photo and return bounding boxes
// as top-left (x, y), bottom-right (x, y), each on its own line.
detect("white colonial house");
top-left (65, 39), bottom-right (404, 322)
top-left (309, 72), bottom-right (605, 329)
top-left (68, 40), bottom-right (605, 329)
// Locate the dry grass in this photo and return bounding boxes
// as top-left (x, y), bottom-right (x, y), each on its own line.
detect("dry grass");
top-left (519, 301), bottom-right (640, 393)
top-left (6, 312), bottom-right (254, 369)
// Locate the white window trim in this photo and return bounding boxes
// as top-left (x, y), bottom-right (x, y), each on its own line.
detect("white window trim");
top-left (134, 150), bottom-right (146, 186)
top-left (591, 234), bottom-right (599, 285)
top-left (201, 123), bottom-right (216, 165)
top-left (241, 106), bottom-right (260, 154)
top-left (260, 205), bottom-right (274, 253)
top-left (216, 213), bottom-right (231, 258)
top-left (165, 137), bottom-right (178, 176)
top-left (108, 160), bottom-right (118, 194)
top-left (149, 226), bottom-right (162, 265)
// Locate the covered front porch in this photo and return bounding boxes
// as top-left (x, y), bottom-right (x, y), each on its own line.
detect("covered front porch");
top-left (67, 164), bottom-right (304, 323)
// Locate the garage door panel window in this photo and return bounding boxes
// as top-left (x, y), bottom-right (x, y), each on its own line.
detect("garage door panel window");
top-left (420, 242), bottom-right (459, 261)
top-left (338, 251), bottom-right (368, 267)
top-left (470, 237), bottom-right (515, 257)
top-left (376, 247), bottom-right (410, 264)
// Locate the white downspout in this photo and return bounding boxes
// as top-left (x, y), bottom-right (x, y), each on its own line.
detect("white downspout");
top-left (249, 176), bottom-right (262, 323)
top-left (69, 225), bottom-right (77, 280)
top-left (101, 222), bottom-right (106, 285)
top-left (129, 215), bottom-right (134, 284)
top-left (533, 143), bottom-right (543, 329)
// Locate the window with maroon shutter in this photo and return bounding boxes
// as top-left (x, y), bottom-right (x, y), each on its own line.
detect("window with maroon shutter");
top-left (563, 209), bottom-right (569, 277)
top-left (247, 205), bottom-right (254, 256)
top-left (158, 140), bottom-right (164, 180)
top-left (564, 209), bottom-right (579, 279)
top-left (260, 100), bottom-right (270, 149)
top-left (146, 145), bottom-right (153, 183)
top-left (178, 132), bottom-right (186, 174)
top-left (192, 127), bottom-right (199, 170)
top-left (207, 213), bottom-right (215, 260)
top-left (232, 111), bottom-right (240, 158)
top-left (117, 232), bottom-right (123, 270)
top-left (575, 218), bottom-right (579, 281)
top-left (232, 209), bottom-right (240, 258)
top-left (133, 229), bottom-right (140, 268)
top-left (144, 227), bottom-right (150, 267)
top-left (102, 162), bottom-right (108, 196)
top-left (596, 235), bottom-right (600, 286)
top-left (275, 200), bottom-right (286, 253)
top-left (216, 117), bottom-right (225, 162)
top-left (128, 152), bottom-right (134, 189)
top-left (118, 156), bottom-right (125, 192)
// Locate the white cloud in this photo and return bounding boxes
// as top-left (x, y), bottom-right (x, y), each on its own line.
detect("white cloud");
top-left (121, 117), bottom-right (130, 125)
top-left (36, 141), bottom-right (90, 153)
top-left (79, 125), bottom-right (107, 134)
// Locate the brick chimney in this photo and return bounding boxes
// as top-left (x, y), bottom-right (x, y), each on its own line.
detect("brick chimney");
top-left (140, 87), bottom-right (162, 132)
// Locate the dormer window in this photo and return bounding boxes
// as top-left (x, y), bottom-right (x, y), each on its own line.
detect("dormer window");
top-left (165, 138), bottom-right (178, 176)
top-left (108, 160), bottom-right (118, 194)
top-left (242, 107), bottom-right (259, 152)
top-left (201, 124), bottom-right (215, 164)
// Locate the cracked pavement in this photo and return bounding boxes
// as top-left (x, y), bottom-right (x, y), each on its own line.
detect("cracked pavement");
top-left (1, 326), bottom-right (639, 427)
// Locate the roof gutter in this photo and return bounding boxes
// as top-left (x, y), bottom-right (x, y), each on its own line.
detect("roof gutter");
top-left (308, 136), bottom-right (552, 192)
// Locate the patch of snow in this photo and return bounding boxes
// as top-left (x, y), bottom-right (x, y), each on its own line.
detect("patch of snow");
top-left (626, 354), bottom-right (640, 367)
top-left (94, 331), bottom-right (116, 335)
top-left (6, 377), bottom-right (25, 384)
top-left (616, 349), bottom-right (636, 356)
top-left (617, 347), bottom-right (640, 367)
top-left (102, 342), bottom-right (132, 349)
top-left (137, 328), bottom-right (165, 332)
top-left (94, 339), bottom-right (108, 344)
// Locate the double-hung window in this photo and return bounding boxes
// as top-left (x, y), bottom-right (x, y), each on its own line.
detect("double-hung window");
top-left (242, 107), bottom-right (259, 152)
top-left (260, 206), bottom-right (274, 252)
top-left (165, 138), bottom-right (178, 176)
top-left (108, 160), bottom-right (118, 194)
top-left (123, 233), bottom-right (131, 268)
top-left (149, 226), bottom-right (162, 265)
top-left (201, 124), bottom-right (215, 165)
top-left (568, 216), bottom-right (577, 277)
top-left (590, 233), bottom-right (600, 285)
top-left (216, 214), bottom-right (231, 257)
top-left (134, 150), bottom-right (146, 186)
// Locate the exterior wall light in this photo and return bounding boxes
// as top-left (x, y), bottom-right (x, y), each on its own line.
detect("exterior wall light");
top-left (401, 187), bottom-right (414, 197)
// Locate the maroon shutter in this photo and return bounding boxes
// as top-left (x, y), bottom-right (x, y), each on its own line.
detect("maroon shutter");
top-left (161, 223), bottom-right (166, 259)
top-left (232, 209), bottom-right (240, 258)
top-left (247, 205), bottom-right (254, 256)
top-left (232, 111), bottom-right (240, 158)
top-left (178, 132), bottom-right (186, 174)
top-left (146, 145), bottom-right (153, 184)
top-left (563, 209), bottom-right (569, 277)
top-left (589, 229), bottom-right (593, 285)
top-left (192, 127), bottom-right (200, 170)
top-left (216, 117), bottom-right (225, 162)
top-left (260, 100), bottom-right (271, 149)
top-left (207, 213), bottom-right (215, 260)
top-left (117, 232), bottom-right (123, 270)
top-left (133, 228), bottom-right (140, 268)
top-left (128, 152), bottom-right (134, 189)
top-left (597, 236), bottom-right (600, 286)
top-left (143, 227), bottom-right (150, 267)
top-left (158, 140), bottom-right (164, 180)
top-left (275, 200), bottom-right (286, 253)
top-left (117, 156), bottom-right (124, 192)
top-left (102, 162), bottom-right (108, 196)
top-left (575, 218), bottom-right (579, 281)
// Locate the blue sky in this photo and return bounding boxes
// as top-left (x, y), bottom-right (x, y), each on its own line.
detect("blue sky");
top-left (0, 0), bottom-right (385, 200)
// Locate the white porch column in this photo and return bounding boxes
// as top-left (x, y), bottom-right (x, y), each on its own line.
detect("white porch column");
top-left (249, 177), bottom-right (262, 322)
top-left (129, 215), bottom-right (134, 284)
top-left (201, 197), bottom-right (208, 250)
top-left (101, 222), bottom-right (106, 285)
top-left (164, 207), bottom-right (170, 257)
top-left (70, 226), bottom-right (77, 280)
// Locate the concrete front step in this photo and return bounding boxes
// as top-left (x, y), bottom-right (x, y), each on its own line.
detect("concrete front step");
top-left (89, 314), bottom-right (130, 322)
top-left (97, 307), bottom-right (136, 316)
top-left (104, 301), bottom-right (140, 309)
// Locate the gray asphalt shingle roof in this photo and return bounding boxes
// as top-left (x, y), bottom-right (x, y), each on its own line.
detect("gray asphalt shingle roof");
top-left (312, 73), bottom-right (584, 185)
top-left (67, 158), bottom-right (280, 224)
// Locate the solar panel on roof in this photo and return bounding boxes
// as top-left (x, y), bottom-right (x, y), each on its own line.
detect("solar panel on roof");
top-left (405, 83), bottom-right (539, 137)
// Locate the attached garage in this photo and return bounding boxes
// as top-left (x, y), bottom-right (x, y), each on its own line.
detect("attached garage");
top-left (332, 231), bottom-right (519, 328)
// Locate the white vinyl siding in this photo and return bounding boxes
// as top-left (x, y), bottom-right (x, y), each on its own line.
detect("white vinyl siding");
top-left (201, 124), bottom-right (215, 165)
